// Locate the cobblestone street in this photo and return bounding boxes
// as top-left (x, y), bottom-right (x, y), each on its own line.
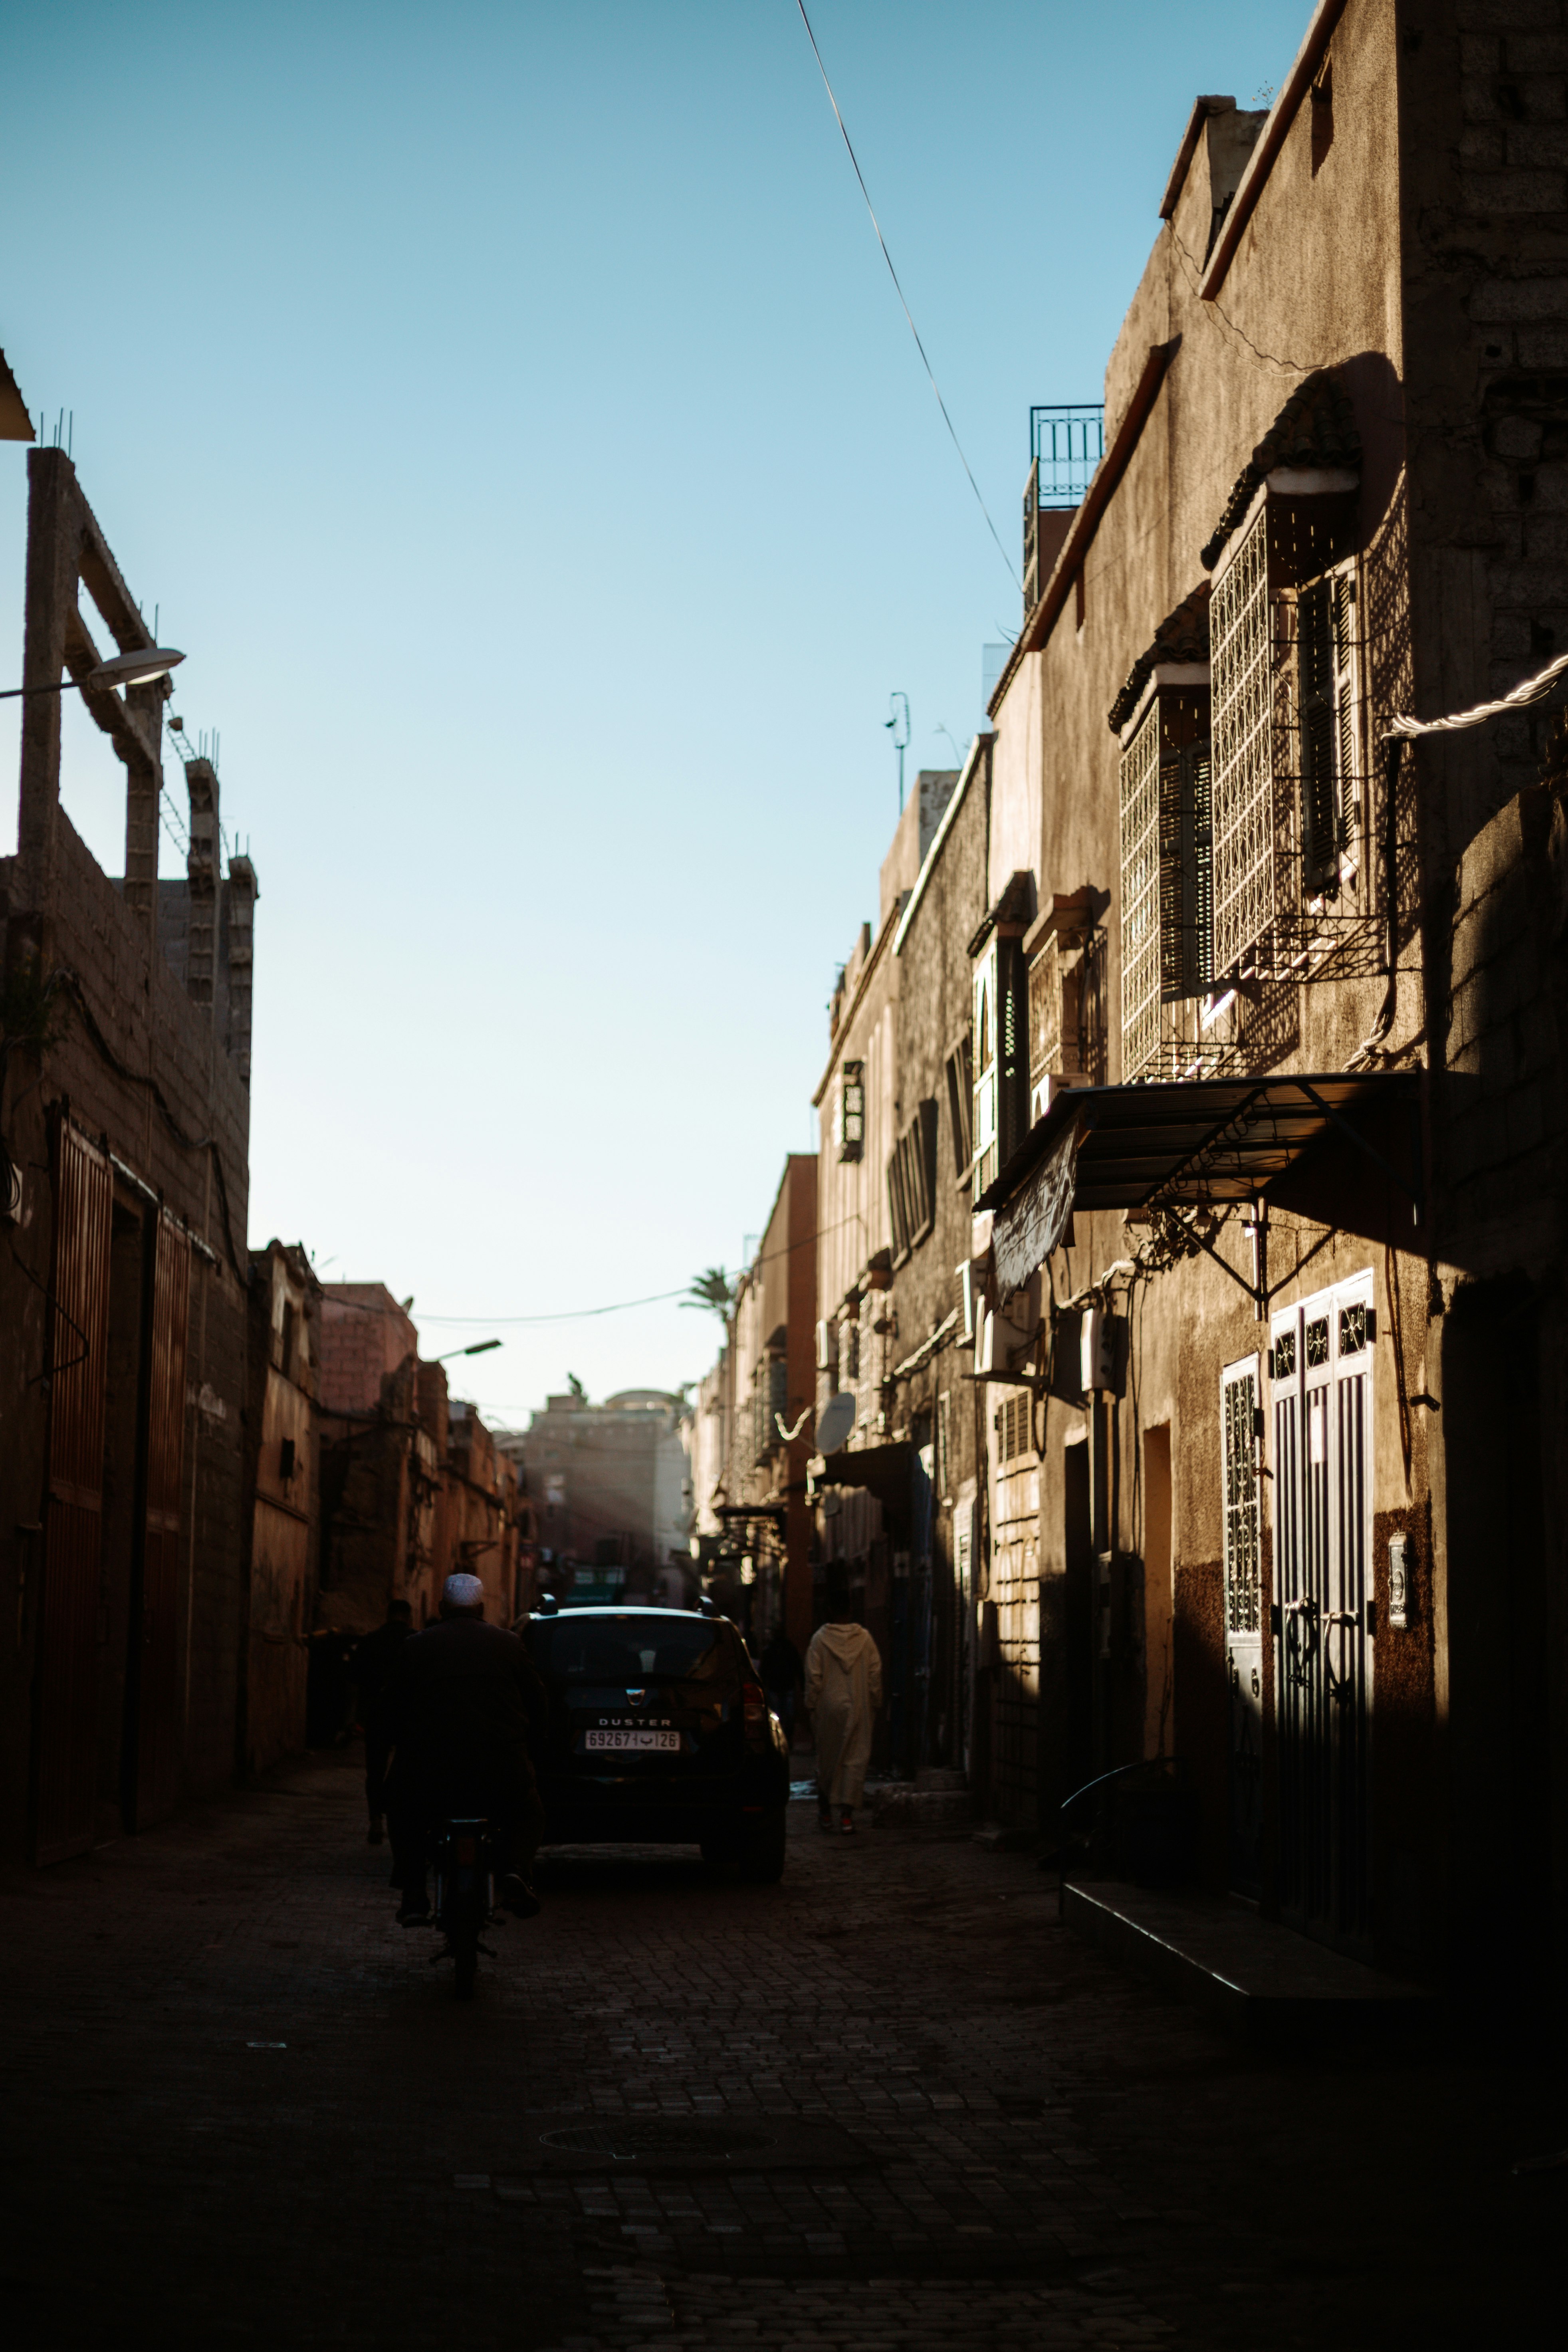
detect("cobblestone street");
top-left (1, 1750), bottom-right (1559, 2350)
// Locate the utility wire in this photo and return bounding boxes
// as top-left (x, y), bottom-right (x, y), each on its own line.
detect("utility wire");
top-left (793, 0), bottom-right (1020, 595)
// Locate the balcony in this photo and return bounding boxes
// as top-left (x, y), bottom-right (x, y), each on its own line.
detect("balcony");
top-left (1024, 404), bottom-right (1104, 608)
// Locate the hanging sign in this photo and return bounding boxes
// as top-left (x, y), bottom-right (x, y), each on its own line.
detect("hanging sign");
top-left (993, 1118), bottom-right (1083, 1303)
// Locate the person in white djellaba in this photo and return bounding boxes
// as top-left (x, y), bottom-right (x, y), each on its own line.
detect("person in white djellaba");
top-left (804, 1565), bottom-right (884, 1834)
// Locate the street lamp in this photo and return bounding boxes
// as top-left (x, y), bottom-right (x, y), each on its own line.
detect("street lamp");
top-left (434, 1337), bottom-right (502, 1363)
top-left (0, 645), bottom-right (185, 701)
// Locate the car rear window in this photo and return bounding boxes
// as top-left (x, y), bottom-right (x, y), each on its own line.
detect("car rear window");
top-left (531, 1614), bottom-right (735, 1686)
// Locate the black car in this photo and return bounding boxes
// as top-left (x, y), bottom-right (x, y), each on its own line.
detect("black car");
top-left (524, 1604), bottom-right (790, 1881)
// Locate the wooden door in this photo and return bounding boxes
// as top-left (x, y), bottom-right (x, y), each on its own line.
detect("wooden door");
top-left (1221, 1354), bottom-right (1264, 1898)
top-left (34, 1120), bottom-right (113, 1864)
top-left (1271, 1274), bottom-right (1374, 1948)
top-left (129, 1211), bottom-right (190, 1828)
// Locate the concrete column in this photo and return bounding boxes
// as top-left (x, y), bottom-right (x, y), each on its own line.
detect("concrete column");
top-left (224, 856), bottom-right (258, 1091)
top-left (183, 759), bottom-right (219, 1015)
top-left (15, 450), bottom-right (79, 924)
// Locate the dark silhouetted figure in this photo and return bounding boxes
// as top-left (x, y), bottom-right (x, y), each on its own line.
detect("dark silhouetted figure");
top-left (353, 1598), bottom-right (413, 1844)
top-left (386, 1573), bottom-right (549, 1925)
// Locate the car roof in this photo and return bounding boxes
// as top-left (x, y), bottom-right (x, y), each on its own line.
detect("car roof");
top-left (529, 1605), bottom-right (721, 1623)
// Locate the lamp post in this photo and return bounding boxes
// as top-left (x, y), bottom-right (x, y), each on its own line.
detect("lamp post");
top-left (434, 1338), bottom-right (502, 1364)
top-left (0, 645), bottom-right (185, 701)
top-left (885, 689), bottom-right (910, 815)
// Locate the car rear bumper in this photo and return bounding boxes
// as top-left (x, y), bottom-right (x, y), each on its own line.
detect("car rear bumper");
top-left (540, 1764), bottom-right (786, 1846)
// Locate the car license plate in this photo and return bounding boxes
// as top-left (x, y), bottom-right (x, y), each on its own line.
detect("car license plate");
top-left (584, 1729), bottom-right (681, 1753)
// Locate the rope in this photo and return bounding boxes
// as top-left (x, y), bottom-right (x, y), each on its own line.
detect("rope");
top-left (1386, 644), bottom-right (1568, 739)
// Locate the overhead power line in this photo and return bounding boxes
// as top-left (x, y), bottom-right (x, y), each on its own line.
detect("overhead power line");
top-left (793, 0), bottom-right (1020, 595)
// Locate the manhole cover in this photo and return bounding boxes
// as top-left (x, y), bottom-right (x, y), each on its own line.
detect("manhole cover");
top-left (541, 2118), bottom-right (779, 2163)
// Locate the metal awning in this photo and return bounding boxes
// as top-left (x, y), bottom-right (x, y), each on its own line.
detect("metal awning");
top-left (976, 1071), bottom-right (1421, 1220)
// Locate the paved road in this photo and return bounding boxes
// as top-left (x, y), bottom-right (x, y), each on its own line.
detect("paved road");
top-left (0, 1749), bottom-right (1558, 2348)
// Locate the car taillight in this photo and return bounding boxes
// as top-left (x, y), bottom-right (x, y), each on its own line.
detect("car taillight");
top-left (742, 1680), bottom-right (766, 1728)
top-left (455, 1836), bottom-right (478, 1864)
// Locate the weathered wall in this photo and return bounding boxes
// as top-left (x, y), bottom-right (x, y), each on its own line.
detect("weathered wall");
top-left (0, 447), bottom-right (254, 1856)
top-left (889, 746), bottom-right (994, 1781)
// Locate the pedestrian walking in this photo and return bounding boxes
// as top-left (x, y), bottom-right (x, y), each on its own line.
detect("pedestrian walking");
top-left (352, 1598), bottom-right (413, 1844)
top-left (804, 1567), bottom-right (882, 1834)
top-left (757, 1622), bottom-right (805, 1747)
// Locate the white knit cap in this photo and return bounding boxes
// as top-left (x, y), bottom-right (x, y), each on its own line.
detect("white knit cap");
top-left (442, 1573), bottom-right (484, 1608)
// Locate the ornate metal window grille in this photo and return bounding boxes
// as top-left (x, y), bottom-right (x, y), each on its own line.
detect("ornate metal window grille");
top-left (1338, 1301), bottom-right (1368, 1356)
top-left (1119, 701), bottom-right (1162, 1081)
top-left (1161, 737), bottom-right (1213, 1001)
top-left (1120, 688), bottom-right (1219, 1081)
top-left (1305, 1315), bottom-right (1330, 1368)
top-left (1211, 506), bottom-right (1281, 981)
top-left (1223, 1367), bottom-right (1261, 1636)
top-left (1030, 932), bottom-right (1063, 1076)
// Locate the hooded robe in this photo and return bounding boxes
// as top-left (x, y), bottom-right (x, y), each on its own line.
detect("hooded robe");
top-left (803, 1620), bottom-right (883, 1808)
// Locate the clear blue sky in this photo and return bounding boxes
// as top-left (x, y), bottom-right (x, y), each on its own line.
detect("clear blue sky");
top-left (0, 0), bottom-right (1308, 1424)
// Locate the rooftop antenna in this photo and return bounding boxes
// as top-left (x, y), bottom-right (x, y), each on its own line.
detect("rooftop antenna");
top-left (885, 690), bottom-right (910, 814)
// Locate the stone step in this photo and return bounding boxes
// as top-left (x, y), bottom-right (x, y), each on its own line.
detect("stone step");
top-left (1063, 1877), bottom-right (1438, 2039)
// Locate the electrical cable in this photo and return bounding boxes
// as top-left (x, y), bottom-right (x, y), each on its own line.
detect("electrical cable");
top-left (793, 0), bottom-right (1020, 595)
top-left (375, 1212), bottom-right (869, 1329)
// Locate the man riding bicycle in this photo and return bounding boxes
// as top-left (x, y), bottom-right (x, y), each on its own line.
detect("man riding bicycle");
top-left (385, 1572), bottom-right (549, 1927)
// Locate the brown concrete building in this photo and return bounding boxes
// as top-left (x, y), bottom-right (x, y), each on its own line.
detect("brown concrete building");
top-left (239, 1242), bottom-right (320, 1775)
top-left (315, 1283), bottom-right (527, 1637)
top-left (702, 1154), bottom-right (818, 1647)
top-left (882, 738), bottom-right (996, 1785)
top-left (968, 0), bottom-right (1568, 2003)
top-left (506, 1388), bottom-right (691, 1602)
top-left (0, 446), bottom-right (257, 1863)
top-left (809, 771), bottom-right (957, 1743)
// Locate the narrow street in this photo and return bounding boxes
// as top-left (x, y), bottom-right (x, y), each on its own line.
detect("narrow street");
top-left (1, 1756), bottom-right (1556, 2351)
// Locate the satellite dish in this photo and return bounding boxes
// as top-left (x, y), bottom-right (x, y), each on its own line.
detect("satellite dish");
top-left (815, 1391), bottom-right (856, 1456)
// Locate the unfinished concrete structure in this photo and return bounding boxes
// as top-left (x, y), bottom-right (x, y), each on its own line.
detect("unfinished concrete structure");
top-left (0, 448), bottom-right (257, 1860)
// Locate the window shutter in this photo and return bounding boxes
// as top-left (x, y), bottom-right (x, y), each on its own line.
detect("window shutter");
top-left (1210, 504), bottom-right (1277, 980)
top-left (1298, 575), bottom-right (1340, 896)
top-left (972, 946), bottom-right (998, 1199)
top-left (1120, 700), bottom-right (1161, 1079)
top-left (1221, 1362), bottom-right (1262, 1638)
top-left (1159, 736), bottom-right (1213, 1002)
top-left (1030, 932), bottom-right (1062, 1077)
top-left (1332, 567), bottom-right (1358, 852)
top-left (945, 1036), bottom-right (973, 1178)
top-left (914, 1097), bottom-right (937, 1238)
top-left (997, 937), bottom-right (1028, 1167)
top-left (886, 1138), bottom-right (910, 1265)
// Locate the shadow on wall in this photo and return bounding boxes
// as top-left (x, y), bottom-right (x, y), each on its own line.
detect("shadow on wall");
top-left (1441, 1274), bottom-right (1552, 2015)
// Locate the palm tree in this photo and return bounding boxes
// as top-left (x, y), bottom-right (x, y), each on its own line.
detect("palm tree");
top-left (682, 1267), bottom-right (734, 1323)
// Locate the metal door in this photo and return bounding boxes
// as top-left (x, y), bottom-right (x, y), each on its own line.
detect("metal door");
top-left (129, 1211), bottom-right (190, 1828)
top-left (1221, 1354), bottom-right (1264, 1897)
top-left (34, 1119), bottom-right (113, 1864)
top-left (1271, 1274), bottom-right (1374, 1947)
